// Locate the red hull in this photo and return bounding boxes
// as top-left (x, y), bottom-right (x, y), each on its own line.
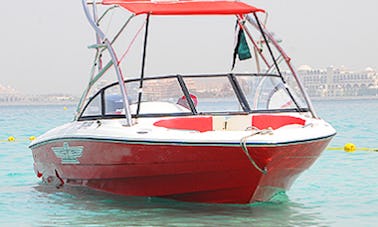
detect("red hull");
top-left (31, 137), bottom-right (332, 204)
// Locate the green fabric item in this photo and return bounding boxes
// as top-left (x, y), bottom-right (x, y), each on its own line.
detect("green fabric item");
top-left (237, 30), bottom-right (251, 60)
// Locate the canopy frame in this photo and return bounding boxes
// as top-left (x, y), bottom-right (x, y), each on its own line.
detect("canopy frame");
top-left (78, 0), bottom-right (318, 125)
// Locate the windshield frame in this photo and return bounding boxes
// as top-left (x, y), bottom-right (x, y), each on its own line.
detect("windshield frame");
top-left (78, 73), bottom-right (309, 121)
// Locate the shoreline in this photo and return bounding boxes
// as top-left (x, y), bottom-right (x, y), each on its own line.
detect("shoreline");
top-left (0, 96), bottom-right (377, 106)
top-left (0, 102), bottom-right (77, 107)
top-left (311, 95), bottom-right (378, 101)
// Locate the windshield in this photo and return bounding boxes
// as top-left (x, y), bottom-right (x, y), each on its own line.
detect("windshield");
top-left (79, 73), bottom-right (309, 120)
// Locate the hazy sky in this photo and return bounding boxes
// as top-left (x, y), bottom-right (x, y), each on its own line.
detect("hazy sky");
top-left (1, 0), bottom-right (377, 95)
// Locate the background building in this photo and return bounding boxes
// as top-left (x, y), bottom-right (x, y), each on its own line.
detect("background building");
top-left (297, 65), bottom-right (378, 98)
top-left (0, 84), bottom-right (23, 103)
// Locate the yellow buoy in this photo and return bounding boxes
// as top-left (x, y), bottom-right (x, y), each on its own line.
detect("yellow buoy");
top-left (7, 136), bottom-right (15, 142)
top-left (63, 106), bottom-right (68, 111)
top-left (344, 143), bottom-right (356, 153)
top-left (29, 136), bottom-right (36, 141)
top-left (327, 144), bottom-right (377, 153)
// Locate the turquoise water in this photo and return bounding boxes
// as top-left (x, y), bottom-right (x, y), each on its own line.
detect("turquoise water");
top-left (0, 100), bottom-right (377, 226)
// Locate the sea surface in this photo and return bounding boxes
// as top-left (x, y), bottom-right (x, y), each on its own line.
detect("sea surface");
top-left (0, 99), bottom-right (377, 226)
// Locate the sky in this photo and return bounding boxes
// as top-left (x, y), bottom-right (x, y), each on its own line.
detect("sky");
top-left (1, 0), bottom-right (377, 95)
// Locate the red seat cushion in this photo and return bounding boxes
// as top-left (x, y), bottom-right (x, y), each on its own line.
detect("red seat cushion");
top-left (153, 117), bottom-right (213, 132)
top-left (252, 115), bottom-right (305, 130)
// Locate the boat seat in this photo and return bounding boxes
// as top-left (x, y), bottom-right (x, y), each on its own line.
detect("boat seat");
top-left (153, 116), bottom-right (213, 132)
top-left (153, 114), bottom-right (306, 132)
top-left (252, 115), bottom-right (306, 130)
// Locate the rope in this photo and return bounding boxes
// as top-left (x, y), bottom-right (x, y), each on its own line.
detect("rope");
top-left (118, 20), bottom-right (147, 65)
top-left (240, 127), bottom-right (273, 174)
top-left (327, 143), bottom-right (378, 153)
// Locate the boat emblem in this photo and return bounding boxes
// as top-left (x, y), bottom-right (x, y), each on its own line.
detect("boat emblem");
top-left (52, 142), bottom-right (84, 164)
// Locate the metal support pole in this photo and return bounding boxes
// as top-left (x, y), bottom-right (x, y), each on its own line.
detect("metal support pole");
top-left (247, 14), bottom-right (317, 118)
top-left (82, 0), bottom-right (133, 125)
top-left (253, 13), bottom-right (282, 78)
top-left (236, 15), bottom-right (270, 68)
top-left (252, 13), bottom-right (303, 113)
top-left (136, 14), bottom-right (150, 116)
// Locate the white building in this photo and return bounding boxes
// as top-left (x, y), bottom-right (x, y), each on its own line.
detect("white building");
top-left (0, 83), bottom-right (23, 102)
top-left (297, 65), bottom-right (378, 97)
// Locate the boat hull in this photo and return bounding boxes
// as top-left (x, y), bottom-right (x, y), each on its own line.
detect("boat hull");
top-left (31, 136), bottom-right (333, 204)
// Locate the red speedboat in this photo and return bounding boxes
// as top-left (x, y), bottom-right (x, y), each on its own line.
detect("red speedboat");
top-left (30, 0), bottom-right (336, 204)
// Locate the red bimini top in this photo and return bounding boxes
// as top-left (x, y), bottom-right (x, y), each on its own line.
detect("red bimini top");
top-left (102, 0), bottom-right (264, 16)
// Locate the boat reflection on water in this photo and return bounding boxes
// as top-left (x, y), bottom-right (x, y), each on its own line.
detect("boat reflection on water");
top-left (33, 184), bottom-right (328, 226)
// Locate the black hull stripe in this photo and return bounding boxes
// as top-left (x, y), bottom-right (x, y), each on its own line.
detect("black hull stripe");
top-left (30, 133), bottom-right (336, 149)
